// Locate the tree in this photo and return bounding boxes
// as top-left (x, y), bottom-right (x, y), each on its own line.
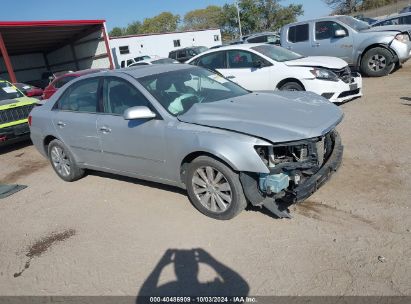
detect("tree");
top-left (323, 0), bottom-right (396, 14)
top-left (183, 6), bottom-right (223, 30)
top-left (141, 12), bottom-right (180, 33)
top-left (125, 21), bottom-right (142, 35)
top-left (109, 27), bottom-right (124, 37)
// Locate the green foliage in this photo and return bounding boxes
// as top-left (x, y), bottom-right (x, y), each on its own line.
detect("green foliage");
top-left (141, 12), bottom-right (180, 33)
top-left (183, 5), bottom-right (223, 30)
top-left (108, 1), bottom-right (303, 40)
top-left (323, 0), bottom-right (397, 14)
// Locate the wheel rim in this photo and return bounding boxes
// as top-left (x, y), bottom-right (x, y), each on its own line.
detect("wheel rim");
top-left (192, 166), bottom-right (232, 213)
top-left (368, 54), bottom-right (387, 71)
top-left (50, 146), bottom-right (71, 177)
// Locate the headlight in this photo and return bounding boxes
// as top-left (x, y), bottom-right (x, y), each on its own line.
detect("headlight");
top-left (310, 68), bottom-right (339, 82)
top-left (395, 33), bottom-right (411, 43)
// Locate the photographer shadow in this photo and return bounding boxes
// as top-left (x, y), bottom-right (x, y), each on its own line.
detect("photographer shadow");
top-left (136, 248), bottom-right (249, 302)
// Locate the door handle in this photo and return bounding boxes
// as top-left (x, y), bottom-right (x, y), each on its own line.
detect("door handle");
top-left (286, 46), bottom-right (291, 50)
top-left (57, 121), bottom-right (66, 127)
top-left (313, 43), bottom-right (320, 47)
top-left (226, 75), bottom-right (236, 79)
top-left (99, 126), bottom-right (112, 133)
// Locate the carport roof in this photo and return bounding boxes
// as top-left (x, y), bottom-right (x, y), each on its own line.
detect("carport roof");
top-left (0, 20), bottom-right (106, 56)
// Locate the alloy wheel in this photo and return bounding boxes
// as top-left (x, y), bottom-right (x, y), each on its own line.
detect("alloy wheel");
top-left (50, 146), bottom-right (71, 177)
top-left (368, 54), bottom-right (387, 71)
top-left (192, 166), bottom-right (232, 213)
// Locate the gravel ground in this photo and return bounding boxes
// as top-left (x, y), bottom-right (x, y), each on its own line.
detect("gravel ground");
top-left (0, 63), bottom-right (410, 297)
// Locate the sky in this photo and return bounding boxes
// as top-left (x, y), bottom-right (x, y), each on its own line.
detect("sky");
top-left (0, 0), bottom-right (330, 31)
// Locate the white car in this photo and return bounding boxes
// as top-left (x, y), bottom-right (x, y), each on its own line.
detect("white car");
top-left (187, 44), bottom-right (362, 103)
top-left (128, 57), bottom-right (179, 66)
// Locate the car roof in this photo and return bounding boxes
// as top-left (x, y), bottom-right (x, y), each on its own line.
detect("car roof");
top-left (116, 63), bottom-right (195, 78)
top-left (60, 68), bottom-right (106, 78)
top-left (190, 43), bottom-right (267, 54)
top-left (170, 46), bottom-right (207, 52)
top-left (374, 11), bottom-right (411, 23)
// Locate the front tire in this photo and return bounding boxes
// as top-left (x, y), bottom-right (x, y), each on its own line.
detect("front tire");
top-left (360, 47), bottom-right (394, 77)
top-left (279, 81), bottom-right (304, 91)
top-left (186, 156), bottom-right (247, 220)
top-left (48, 139), bottom-right (85, 182)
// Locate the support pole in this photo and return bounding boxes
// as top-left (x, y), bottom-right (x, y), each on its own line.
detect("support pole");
top-left (101, 24), bottom-right (114, 70)
top-left (0, 32), bottom-right (17, 83)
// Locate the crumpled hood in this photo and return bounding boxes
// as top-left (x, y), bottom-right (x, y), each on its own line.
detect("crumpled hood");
top-left (284, 56), bottom-right (348, 69)
top-left (178, 92), bottom-right (344, 143)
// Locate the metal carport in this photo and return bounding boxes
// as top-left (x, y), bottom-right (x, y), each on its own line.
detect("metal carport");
top-left (0, 20), bottom-right (113, 85)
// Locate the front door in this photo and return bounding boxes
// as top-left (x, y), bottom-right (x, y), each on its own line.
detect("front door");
top-left (51, 77), bottom-right (101, 166)
top-left (217, 50), bottom-right (271, 91)
top-left (311, 21), bottom-right (354, 64)
top-left (97, 77), bottom-right (166, 179)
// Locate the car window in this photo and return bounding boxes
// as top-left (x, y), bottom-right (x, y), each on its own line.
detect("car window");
top-left (177, 51), bottom-right (187, 59)
top-left (248, 35), bottom-right (268, 43)
top-left (104, 78), bottom-right (149, 115)
top-left (315, 21), bottom-right (348, 40)
top-left (196, 52), bottom-right (226, 70)
top-left (288, 24), bottom-right (309, 43)
top-left (54, 76), bottom-right (76, 89)
top-left (403, 15), bottom-right (411, 24)
top-left (379, 17), bottom-right (400, 26)
top-left (57, 78), bottom-right (100, 113)
top-left (0, 81), bottom-right (24, 101)
top-left (137, 67), bottom-right (249, 116)
top-left (227, 50), bottom-right (264, 68)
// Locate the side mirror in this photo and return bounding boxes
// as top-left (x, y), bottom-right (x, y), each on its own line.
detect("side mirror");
top-left (334, 29), bottom-right (347, 38)
top-left (123, 106), bottom-right (156, 120)
top-left (252, 60), bottom-right (263, 68)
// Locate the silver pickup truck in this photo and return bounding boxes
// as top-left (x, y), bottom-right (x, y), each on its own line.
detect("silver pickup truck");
top-left (280, 16), bottom-right (411, 77)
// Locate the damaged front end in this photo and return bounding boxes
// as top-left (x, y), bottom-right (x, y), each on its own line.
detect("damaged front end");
top-left (240, 130), bottom-right (343, 218)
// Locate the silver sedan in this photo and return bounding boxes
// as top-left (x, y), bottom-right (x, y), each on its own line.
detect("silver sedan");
top-left (29, 64), bottom-right (343, 219)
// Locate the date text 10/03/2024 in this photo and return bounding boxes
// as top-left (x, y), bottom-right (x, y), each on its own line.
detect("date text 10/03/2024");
top-left (149, 296), bottom-right (257, 303)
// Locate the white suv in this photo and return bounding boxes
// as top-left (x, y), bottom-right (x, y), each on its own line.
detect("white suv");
top-left (187, 44), bottom-right (362, 103)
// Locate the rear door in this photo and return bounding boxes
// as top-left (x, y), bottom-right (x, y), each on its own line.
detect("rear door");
top-left (284, 23), bottom-right (310, 54)
top-left (96, 76), bottom-right (166, 178)
top-left (52, 77), bottom-right (102, 166)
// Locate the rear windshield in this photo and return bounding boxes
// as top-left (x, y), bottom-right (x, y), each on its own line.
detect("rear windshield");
top-left (0, 81), bottom-right (24, 101)
top-left (337, 16), bottom-right (370, 31)
top-left (251, 44), bottom-right (303, 62)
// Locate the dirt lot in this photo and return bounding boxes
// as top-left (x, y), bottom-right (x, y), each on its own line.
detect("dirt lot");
top-left (0, 64), bottom-right (410, 297)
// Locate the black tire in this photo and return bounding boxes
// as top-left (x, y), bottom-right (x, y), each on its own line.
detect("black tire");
top-left (48, 139), bottom-right (85, 182)
top-left (186, 156), bottom-right (247, 220)
top-left (360, 47), bottom-right (394, 77)
top-left (279, 81), bottom-right (304, 91)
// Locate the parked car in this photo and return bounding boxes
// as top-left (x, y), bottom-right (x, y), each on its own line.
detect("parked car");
top-left (372, 12), bottom-right (411, 27)
top-left (13, 83), bottom-right (43, 99)
top-left (354, 15), bottom-right (378, 25)
top-left (128, 57), bottom-right (179, 66)
top-left (281, 15), bottom-right (411, 77)
top-left (120, 55), bottom-right (155, 68)
top-left (187, 44), bottom-right (362, 103)
top-left (399, 6), bottom-right (411, 14)
top-left (29, 64), bottom-right (343, 219)
top-left (42, 69), bottom-right (105, 100)
top-left (169, 46), bottom-right (208, 63)
top-left (230, 32), bottom-right (281, 45)
top-left (0, 80), bottom-right (38, 145)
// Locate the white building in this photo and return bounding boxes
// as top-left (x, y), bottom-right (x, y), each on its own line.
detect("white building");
top-left (109, 29), bottom-right (222, 68)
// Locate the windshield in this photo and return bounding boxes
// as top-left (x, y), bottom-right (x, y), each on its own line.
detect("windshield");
top-left (337, 16), bottom-right (370, 31)
top-left (151, 58), bottom-right (179, 64)
top-left (137, 67), bottom-right (249, 116)
top-left (0, 81), bottom-right (24, 101)
top-left (251, 44), bottom-right (303, 62)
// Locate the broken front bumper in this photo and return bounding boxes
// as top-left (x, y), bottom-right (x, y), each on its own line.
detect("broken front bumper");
top-left (240, 131), bottom-right (343, 218)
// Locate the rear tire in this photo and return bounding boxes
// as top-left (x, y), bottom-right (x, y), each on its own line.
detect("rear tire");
top-left (186, 156), bottom-right (247, 220)
top-left (48, 139), bottom-right (85, 182)
top-left (279, 81), bottom-right (304, 91)
top-left (360, 47), bottom-right (394, 77)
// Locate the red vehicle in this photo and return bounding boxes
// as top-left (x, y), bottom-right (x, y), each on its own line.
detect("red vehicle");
top-left (13, 83), bottom-right (43, 99)
top-left (42, 69), bottom-right (105, 100)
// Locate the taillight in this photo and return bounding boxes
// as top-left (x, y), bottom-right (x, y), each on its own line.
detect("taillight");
top-left (28, 115), bottom-right (32, 126)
